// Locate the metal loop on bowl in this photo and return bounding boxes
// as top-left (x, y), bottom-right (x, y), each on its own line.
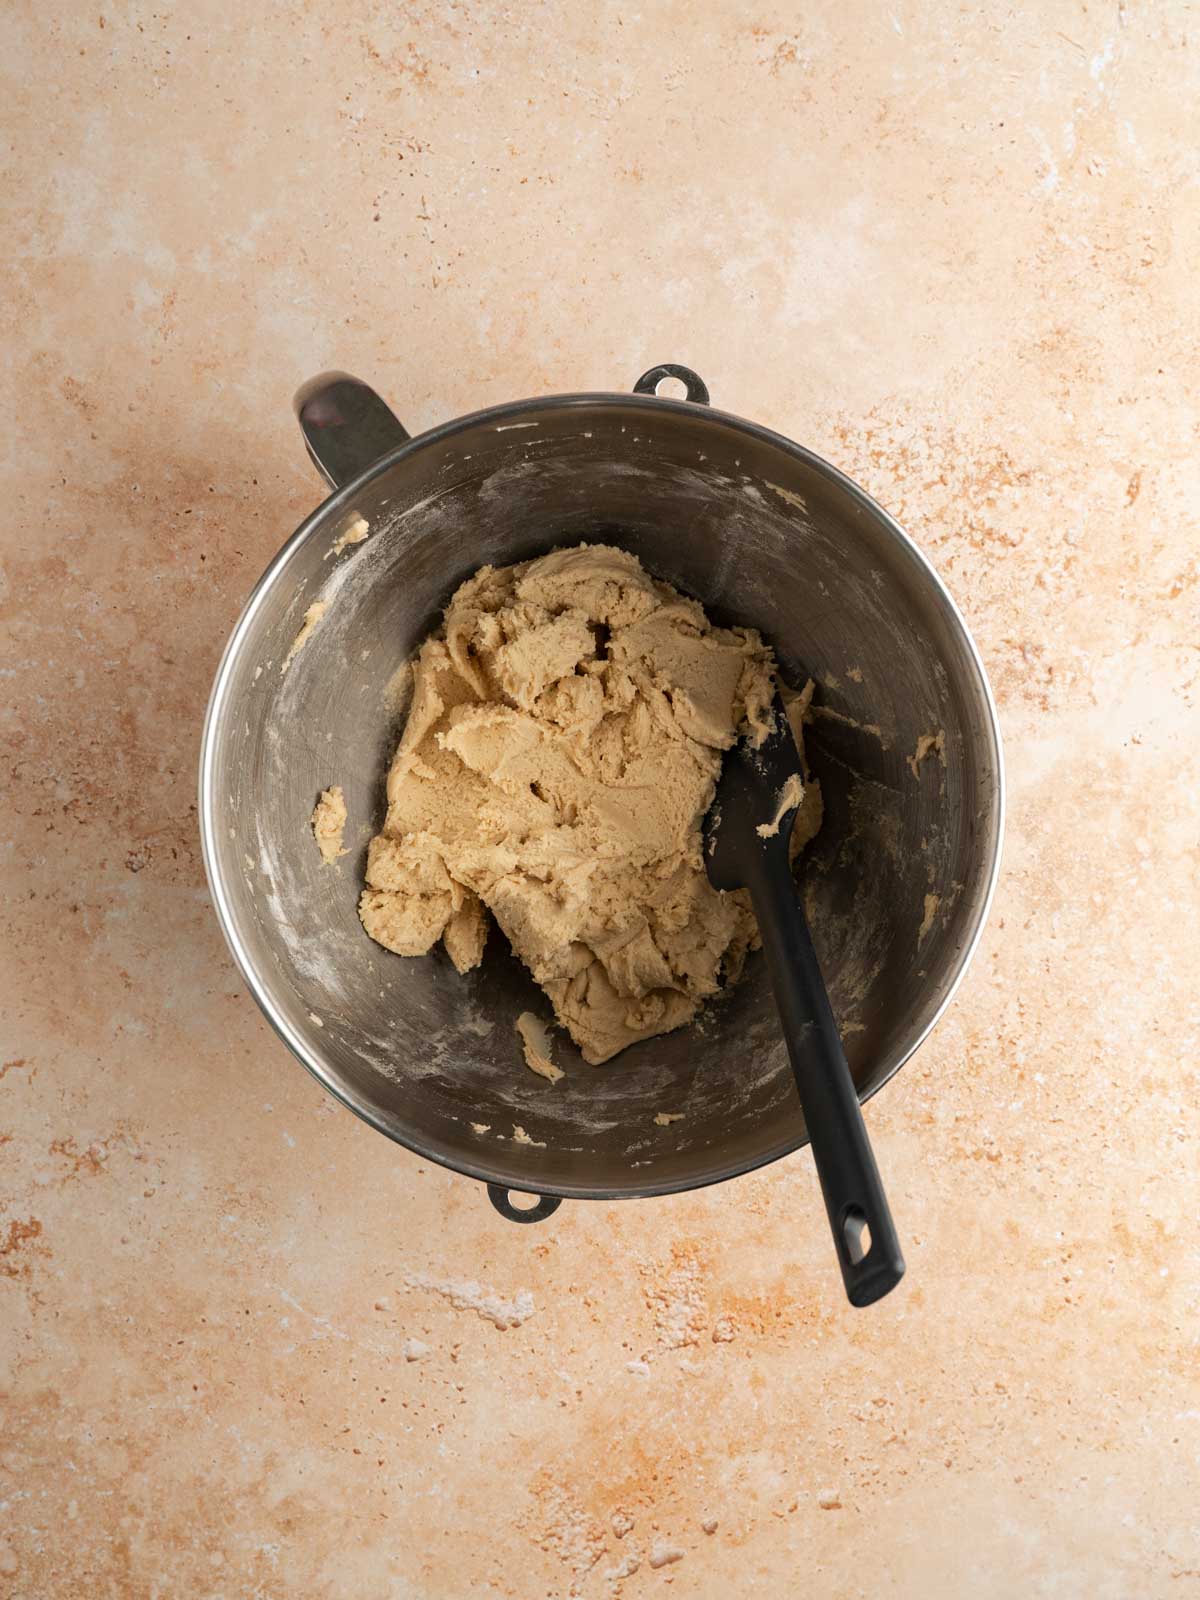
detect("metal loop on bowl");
top-left (633, 363), bottom-right (710, 405)
top-left (486, 1185), bottom-right (563, 1224)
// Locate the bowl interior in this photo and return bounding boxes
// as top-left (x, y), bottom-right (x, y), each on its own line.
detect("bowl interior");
top-left (203, 396), bottom-right (1002, 1198)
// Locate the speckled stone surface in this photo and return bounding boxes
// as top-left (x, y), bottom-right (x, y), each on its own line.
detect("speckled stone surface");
top-left (3, 3), bottom-right (1199, 1595)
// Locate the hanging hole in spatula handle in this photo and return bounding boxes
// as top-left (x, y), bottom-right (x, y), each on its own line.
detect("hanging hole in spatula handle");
top-left (839, 1203), bottom-right (904, 1306)
top-left (633, 364), bottom-right (710, 405)
top-left (842, 1206), bottom-right (871, 1264)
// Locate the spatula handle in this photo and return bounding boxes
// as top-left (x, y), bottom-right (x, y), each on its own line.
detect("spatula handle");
top-left (750, 858), bottom-right (905, 1306)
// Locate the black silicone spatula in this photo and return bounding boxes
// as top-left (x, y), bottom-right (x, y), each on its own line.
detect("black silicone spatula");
top-left (706, 693), bottom-right (905, 1306)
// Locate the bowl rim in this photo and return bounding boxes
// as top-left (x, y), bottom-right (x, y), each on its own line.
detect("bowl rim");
top-left (199, 388), bottom-right (1006, 1202)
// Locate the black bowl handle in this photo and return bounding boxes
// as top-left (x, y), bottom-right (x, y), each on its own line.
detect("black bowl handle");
top-left (295, 366), bottom-right (708, 492)
top-left (294, 371), bottom-right (410, 490)
top-left (487, 1185), bottom-right (563, 1224)
top-left (633, 364), bottom-right (710, 405)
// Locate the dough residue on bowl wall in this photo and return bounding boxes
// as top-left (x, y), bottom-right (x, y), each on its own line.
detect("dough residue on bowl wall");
top-left (326, 512), bottom-right (370, 560)
top-left (511, 1124), bottom-right (546, 1148)
top-left (311, 785), bottom-right (349, 865)
top-left (908, 729), bottom-right (946, 779)
top-left (515, 1011), bottom-right (563, 1083)
top-left (281, 601), bottom-right (327, 673)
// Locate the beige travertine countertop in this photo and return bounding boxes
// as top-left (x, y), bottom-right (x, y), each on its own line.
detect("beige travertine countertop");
top-left (3, 4), bottom-right (1199, 1596)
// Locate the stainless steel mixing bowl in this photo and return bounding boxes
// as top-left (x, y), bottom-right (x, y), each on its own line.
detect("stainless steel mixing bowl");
top-left (199, 363), bottom-right (1003, 1223)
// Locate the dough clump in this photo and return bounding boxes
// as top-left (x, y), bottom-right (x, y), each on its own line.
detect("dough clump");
top-left (359, 544), bottom-right (787, 1064)
top-left (311, 785), bottom-right (348, 864)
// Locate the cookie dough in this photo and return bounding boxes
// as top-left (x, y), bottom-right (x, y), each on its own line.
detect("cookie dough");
top-left (282, 601), bottom-right (326, 673)
top-left (311, 785), bottom-right (348, 864)
top-left (515, 1012), bottom-right (562, 1083)
top-left (756, 773), bottom-right (805, 839)
top-left (358, 544), bottom-right (812, 1064)
top-left (326, 512), bottom-right (370, 559)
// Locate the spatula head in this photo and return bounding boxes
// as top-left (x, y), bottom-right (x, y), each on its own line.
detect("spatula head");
top-left (705, 691), bottom-right (804, 892)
